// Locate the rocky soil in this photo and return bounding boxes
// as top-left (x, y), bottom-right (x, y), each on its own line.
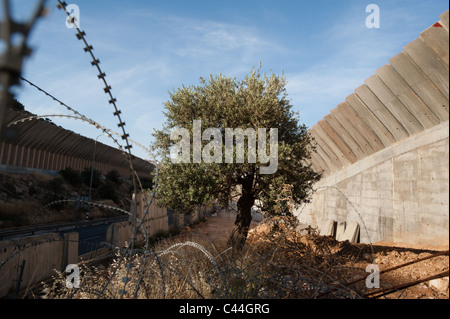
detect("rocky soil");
top-left (185, 210), bottom-right (449, 299)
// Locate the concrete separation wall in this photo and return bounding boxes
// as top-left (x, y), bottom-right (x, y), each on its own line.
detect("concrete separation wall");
top-left (106, 193), bottom-right (169, 247)
top-left (296, 10), bottom-right (449, 248)
top-left (0, 232), bottom-right (78, 298)
top-left (298, 121), bottom-right (449, 247)
top-left (0, 108), bottom-right (153, 179)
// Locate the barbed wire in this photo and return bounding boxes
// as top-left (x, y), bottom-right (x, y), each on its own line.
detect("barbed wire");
top-left (16, 69), bottom-right (153, 188)
top-left (0, 0), bottom-right (165, 300)
top-left (3, 0), bottom-right (446, 301)
top-left (55, 1), bottom-right (138, 188)
top-left (53, 2), bottom-right (166, 298)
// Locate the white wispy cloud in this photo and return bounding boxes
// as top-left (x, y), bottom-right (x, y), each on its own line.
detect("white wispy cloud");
top-left (14, 0), bottom-right (448, 160)
top-left (283, 2), bottom-right (438, 128)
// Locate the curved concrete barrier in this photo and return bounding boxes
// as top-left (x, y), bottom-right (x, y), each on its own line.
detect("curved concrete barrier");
top-left (296, 10), bottom-right (449, 248)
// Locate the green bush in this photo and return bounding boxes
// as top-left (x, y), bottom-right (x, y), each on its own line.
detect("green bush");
top-left (59, 167), bottom-right (82, 187)
top-left (82, 167), bottom-right (102, 188)
top-left (97, 181), bottom-right (118, 203)
top-left (106, 169), bottom-right (122, 185)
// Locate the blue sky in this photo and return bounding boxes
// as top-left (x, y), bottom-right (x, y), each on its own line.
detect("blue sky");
top-left (9, 0), bottom-right (449, 160)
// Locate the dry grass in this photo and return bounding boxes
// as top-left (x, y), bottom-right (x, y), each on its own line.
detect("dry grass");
top-left (41, 215), bottom-right (371, 299)
top-left (0, 201), bottom-right (39, 227)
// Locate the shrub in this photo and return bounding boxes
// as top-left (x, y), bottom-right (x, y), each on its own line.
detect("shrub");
top-left (59, 167), bottom-right (82, 187)
top-left (82, 167), bottom-right (102, 188)
top-left (106, 169), bottom-right (122, 185)
top-left (97, 181), bottom-right (118, 203)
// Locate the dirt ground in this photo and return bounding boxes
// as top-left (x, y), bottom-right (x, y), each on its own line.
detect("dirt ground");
top-left (181, 209), bottom-right (260, 242)
top-left (183, 210), bottom-right (449, 299)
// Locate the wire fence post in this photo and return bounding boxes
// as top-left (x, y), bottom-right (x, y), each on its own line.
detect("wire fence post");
top-left (14, 260), bottom-right (26, 299)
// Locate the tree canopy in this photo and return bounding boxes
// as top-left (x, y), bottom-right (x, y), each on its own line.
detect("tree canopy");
top-left (152, 68), bottom-right (321, 250)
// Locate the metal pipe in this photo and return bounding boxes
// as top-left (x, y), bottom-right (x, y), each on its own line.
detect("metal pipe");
top-left (365, 270), bottom-right (449, 299)
top-left (317, 249), bottom-right (449, 298)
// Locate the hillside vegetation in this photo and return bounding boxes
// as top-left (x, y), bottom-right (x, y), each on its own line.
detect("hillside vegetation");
top-left (0, 169), bottom-right (141, 229)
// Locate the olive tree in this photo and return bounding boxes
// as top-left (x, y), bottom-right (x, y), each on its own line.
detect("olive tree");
top-left (152, 68), bottom-right (321, 250)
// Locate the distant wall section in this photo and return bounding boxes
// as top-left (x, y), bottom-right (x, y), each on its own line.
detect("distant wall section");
top-left (0, 108), bottom-right (153, 179)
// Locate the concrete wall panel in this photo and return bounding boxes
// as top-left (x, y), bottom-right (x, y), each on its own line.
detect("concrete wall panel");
top-left (375, 64), bottom-right (440, 129)
top-left (404, 38), bottom-right (449, 99)
top-left (346, 93), bottom-right (396, 147)
top-left (324, 113), bottom-right (366, 160)
top-left (300, 122), bottom-right (449, 247)
top-left (420, 23), bottom-right (449, 66)
top-left (310, 129), bottom-right (342, 171)
top-left (365, 75), bottom-right (424, 135)
top-left (319, 118), bottom-right (359, 163)
top-left (440, 10), bottom-right (449, 30)
top-left (1, 109), bottom-right (153, 178)
top-left (313, 123), bottom-right (351, 167)
top-left (304, 12), bottom-right (449, 247)
top-left (390, 52), bottom-right (449, 122)
top-left (355, 84), bottom-right (409, 141)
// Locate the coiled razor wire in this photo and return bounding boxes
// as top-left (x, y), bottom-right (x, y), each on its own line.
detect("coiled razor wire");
top-left (1, 0), bottom-right (389, 300)
top-left (1, 0), bottom-right (164, 299)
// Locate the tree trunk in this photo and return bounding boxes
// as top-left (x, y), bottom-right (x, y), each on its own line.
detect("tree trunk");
top-left (228, 184), bottom-right (255, 252)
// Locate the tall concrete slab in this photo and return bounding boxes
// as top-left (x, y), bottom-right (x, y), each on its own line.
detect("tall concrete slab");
top-left (309, 151), bottom-right (326, 173)
top-left (375, 64), bottom-right (440, 129)
top-left (319, 219), bottom-right (336, 237)
top-left (310, 129), bottom-right (342, 171)
top-left (335, 221), bottom-right (346, 241)
top-left (331, 103), bottom-right (382, 154)
top-left (404, 38), bottom-right (449, 99)
top-left (307, 157), bottom-right (321, 174)
top-left (389, 52), bottom-right (449, 122)
top-left (299, 10), bottom-right (449, 247)
top-left (355, 84), bottom-right (410, 141)
top-left (310, 149), bottom-right (331, 175)
top-left (365, 75), bottom-right (424, 135)
top-left (346, 93), bottom-right (396, 147)
top-left (312, 124), bottom-right (350, 167)
top-left (440, 10), bottom-right (449, 30)
top-left (323, 113), bottom-right (366, 160)
top-left (341, 222), bottom-right (360, 243)
top-left (420, 23), bottom-right (449, 66)
top-left (1, 108), bottom-right (154, 178)
top-left (319, 118), bottom-right (359, 164)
